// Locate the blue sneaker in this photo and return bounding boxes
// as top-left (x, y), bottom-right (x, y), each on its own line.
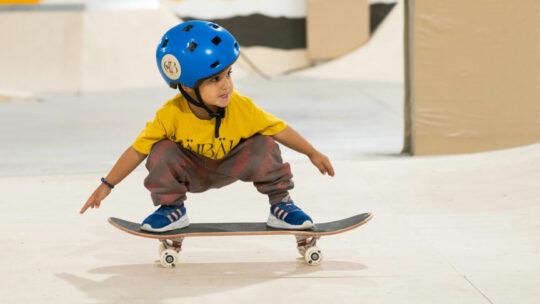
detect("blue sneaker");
top-left (267, 200), bottom-right (314, 230)
top-left (141, 204), bottom-right (190, 232)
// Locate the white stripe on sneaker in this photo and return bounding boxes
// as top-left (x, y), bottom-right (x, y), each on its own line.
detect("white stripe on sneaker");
top-left (266, 214), bottom-right (313, 230)
top-left (141, 214), bottom-right (190, 232)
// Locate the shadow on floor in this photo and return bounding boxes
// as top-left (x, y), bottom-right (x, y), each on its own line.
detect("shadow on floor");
top-left (57, 260), bottom-right (367, 303)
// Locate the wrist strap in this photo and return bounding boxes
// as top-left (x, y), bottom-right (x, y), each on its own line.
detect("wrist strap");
top-left (101, 177), bottom-right (115, 189)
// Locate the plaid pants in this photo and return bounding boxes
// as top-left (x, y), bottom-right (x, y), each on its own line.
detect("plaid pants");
top-left (144, 135), bottom-right (294, 206)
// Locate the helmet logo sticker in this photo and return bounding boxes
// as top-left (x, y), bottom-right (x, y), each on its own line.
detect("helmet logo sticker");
top-left (161, 54), bottom-right (181, 80)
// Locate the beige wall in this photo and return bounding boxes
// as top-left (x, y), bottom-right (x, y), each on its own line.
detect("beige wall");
top-left (0, 6), bottom-right (179, 93)
top-left (81, 8), bottom-right (179, 91)
top-left (0, 11), bottom-right (83, 92)
top-left (306, 0), bottom-right (369, 61)
top-left (406, 0), bottom-right (540, 155)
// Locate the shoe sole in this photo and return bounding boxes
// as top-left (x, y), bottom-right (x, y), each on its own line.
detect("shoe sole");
top-left (141, 215), bottom-right (190, 232)
top-left (266, 214), bottom-right (314, 230)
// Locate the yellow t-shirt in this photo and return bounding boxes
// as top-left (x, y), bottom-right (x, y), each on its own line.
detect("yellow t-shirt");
top-left (132, 90), bottom-right (287, 159)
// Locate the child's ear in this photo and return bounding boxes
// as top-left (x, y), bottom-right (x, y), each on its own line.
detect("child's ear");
top-left (180, 84), bottom-right (194, 94)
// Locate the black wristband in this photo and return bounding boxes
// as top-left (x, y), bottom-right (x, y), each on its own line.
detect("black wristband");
top-left (101, 177), bottom-right (115, 189)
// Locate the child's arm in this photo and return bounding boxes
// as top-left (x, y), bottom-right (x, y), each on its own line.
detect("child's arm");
top-left (80, 146), bottom-right (147, 214)
top-left (272, 126), bottom-right (335, 176)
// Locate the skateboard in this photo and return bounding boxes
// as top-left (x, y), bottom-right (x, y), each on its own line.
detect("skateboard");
top-left (108, 212), bottom-right (373, 268)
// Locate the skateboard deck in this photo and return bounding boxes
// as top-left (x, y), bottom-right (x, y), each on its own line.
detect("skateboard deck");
top-left (109, 212), bottom-right (372, 238)
top-left (108, 212), bottom-right (373, 267)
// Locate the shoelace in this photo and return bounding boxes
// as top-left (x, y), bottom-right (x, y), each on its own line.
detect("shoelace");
top-left (155, 205), bottom-right (180, 216)
top-left (274, 202), bottom-right (300, 214)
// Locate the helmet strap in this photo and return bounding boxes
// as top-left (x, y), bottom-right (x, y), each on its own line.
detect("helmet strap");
top-left (178, 85), bottom-right (225, 138)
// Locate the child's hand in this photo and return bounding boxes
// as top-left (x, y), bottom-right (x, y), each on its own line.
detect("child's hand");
top-left (309, 151), bottom-right (335, 177)
top-left (80, 184), bottom-right (111, 214)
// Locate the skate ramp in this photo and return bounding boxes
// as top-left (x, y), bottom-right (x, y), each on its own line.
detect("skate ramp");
top-left (293, 0), bottom-right (404, 83)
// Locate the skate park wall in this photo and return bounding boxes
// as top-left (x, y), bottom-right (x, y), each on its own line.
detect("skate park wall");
top-left (294, 0), bottom-right (403, 83)
top-left (0, 1), bottom-right (179, 93)
top-left (306, 0), bottom-right (369, 61)
top-left (0, 7), bottom-right (84, 92)
top-left (0, 0), bottom-right (397, 93)
top-left (81, 5), bottom-right (179, 91)
top-left (404, 0), bottom-right (540, 155)
top-left (163, 0), bottom-right (395, 78)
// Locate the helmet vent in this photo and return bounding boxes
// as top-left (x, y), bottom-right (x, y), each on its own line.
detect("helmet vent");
top-left (211, 36), bottom-right (222, 45)
top-left (188, 41), bottom-right (198, 51)
top-left (210, 61), bottom-right (220, 68)
top-left (234, 42), bottom-right (239, 49)
top-left (162, 39), bottom-right (168, 48)
top-left (209, 24), bottom-right (219, 29)
top-left (183, 25), bottom-right (194, 32)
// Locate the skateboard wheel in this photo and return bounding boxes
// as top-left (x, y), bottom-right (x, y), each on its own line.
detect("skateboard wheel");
top-left (304, 246), bottom-right (323, 266)
top-left (160, 249), bottom-right (179, 268)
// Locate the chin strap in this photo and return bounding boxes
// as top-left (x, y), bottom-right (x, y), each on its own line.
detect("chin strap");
top-left (178, 85), bottom-right (225, 138)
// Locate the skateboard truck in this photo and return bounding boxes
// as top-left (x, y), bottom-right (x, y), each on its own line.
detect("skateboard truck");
top-left (158, 235), bottom-right (323, 268)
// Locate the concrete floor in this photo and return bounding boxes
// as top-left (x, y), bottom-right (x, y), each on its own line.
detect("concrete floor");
top-left (2, 75), bottom-right (540, 303)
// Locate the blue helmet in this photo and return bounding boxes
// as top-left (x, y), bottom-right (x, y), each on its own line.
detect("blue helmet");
top-left (156, 20), bottom-right (241, 89)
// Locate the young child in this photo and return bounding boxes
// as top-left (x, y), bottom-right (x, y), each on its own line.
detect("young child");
top-left (80, 20), bottom-right (334, 232)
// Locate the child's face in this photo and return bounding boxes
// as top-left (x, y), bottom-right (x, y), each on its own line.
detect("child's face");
top-left (197, 66), bottom-right (234, 110)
